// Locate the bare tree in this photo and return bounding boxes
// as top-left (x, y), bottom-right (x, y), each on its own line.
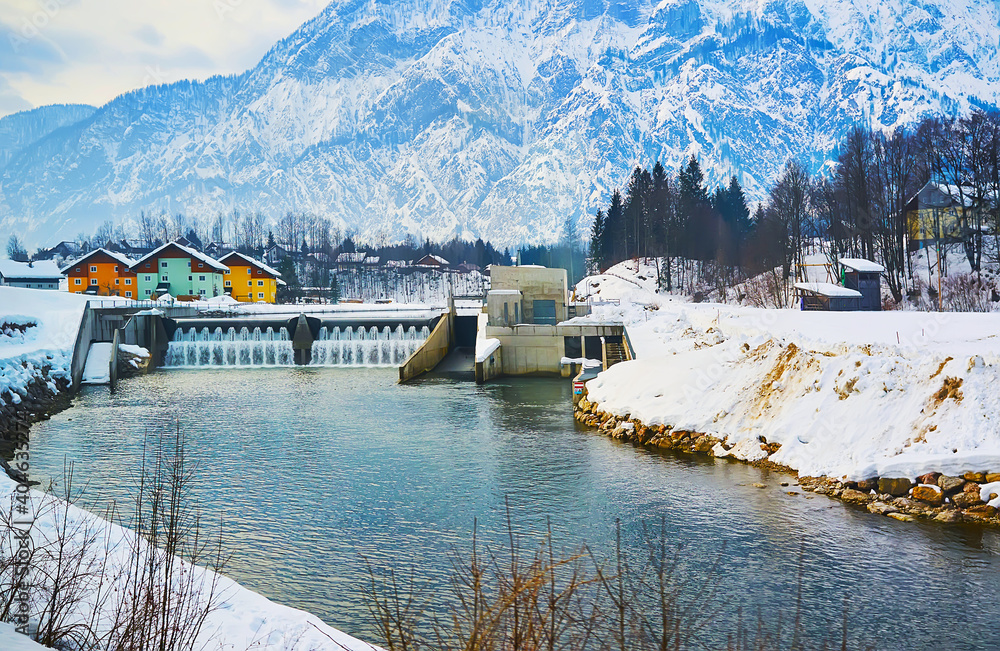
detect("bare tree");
top-left (6, 234), bottom-right (28, 261)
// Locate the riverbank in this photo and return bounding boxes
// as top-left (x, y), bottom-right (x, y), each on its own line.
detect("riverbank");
top-left (575, 261), bottom-right (1000, 527)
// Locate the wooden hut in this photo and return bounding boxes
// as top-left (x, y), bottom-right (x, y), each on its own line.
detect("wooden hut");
top-left (794, 282), bottom-right (862, 311)
top-left (839, 258), bottom-right (883, 311)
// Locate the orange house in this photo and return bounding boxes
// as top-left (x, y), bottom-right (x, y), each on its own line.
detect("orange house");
top-left (61, 248), bottom-right (138, 297)
top-left (218, 251), bottom-right (282, 303)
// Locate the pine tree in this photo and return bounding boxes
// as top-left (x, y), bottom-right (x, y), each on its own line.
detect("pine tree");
top-left (330, 273), bottom-right (341, 303)
top-left (589, 208), bottom-right (606, 272)
top-left (678, 155), bottom-right (711, 260)
top-left (604, 189), bottom-right (625, 265)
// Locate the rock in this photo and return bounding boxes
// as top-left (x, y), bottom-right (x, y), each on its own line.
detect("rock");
top-left (963, 471), bottom-right (987, 483)
top-left (751, 483), bottom-right (767, 489)
top-left (952, 491), bottom-right (984, 509)
top-left (934, 510), bottom-right (963, 523)
top-left (891, 497), bottom-right (927, 513)
top-left (867, 501), bottom-right (897, 515)
top-left (966, 505), bottom-right (998, 518)
top-left (780, 482), bottom-right (789, 487)
top-left (841, 488), bottom-right (872, 504)
top-left (964, 481), bottom-right (982, 493)
top-left (937, 475), bottom-right (966, 494)
top-left (986, 473), bottom-right (1000, 484)
top-left (693, 436), bottom-right (715, 453)
top-left (878, 477), bottom-right (914, 497)
top-left (918, 472), bottom-right (941, 486)
top-left (855, 477), bottom-right (879, 492)
top-left (888, 512), bottom-right (917, 522)
top-left (911, 484), bottom-right (944, 506)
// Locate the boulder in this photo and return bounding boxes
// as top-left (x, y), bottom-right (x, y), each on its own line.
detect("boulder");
top-left (855, 477), bottom-right (879, 492)
top-left (878, 477), bottom-right (914, 497)
top-left (912, 484), bottom-right (944, 506)
top-left (963, 471), bottom-right (987, 483)
top-left (986, 473), bottom-right (1000, 484)
top-left (693, 436), bottom-right (715, 453)
top-left (867, 501), bottom-right (897, 515)
top-left (952, 491), bottom-right (984, 509)
top-left (964, 481), bottom-right (982, 493)
top-left (841, 488), bottom-right (872, 504)
top-left (965, 504), bottom-right (998, 518)
top-left (888, 513), bottom-right (917, 522)
top-left (937, 475), bottom-right (966, 495)
top-left (934, 510), bottom-right (962, 523)
top-left (918, 472), bottom-right (941, 486)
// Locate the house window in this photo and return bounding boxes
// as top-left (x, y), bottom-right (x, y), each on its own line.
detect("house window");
top-left (125, 291), bottom-right (132, 298)
top-left (188, 276), bottom-right (193, 281)
top-left (144, 275), bottom-right (151, 282)
top-left (258, 292), bottom-right (264, 299)
top-left (75, 267), bottom-right (80, 272)
top-left (199, 289), bottom-right (206, 295)
top-left (257, 280), bottom-right (263, 286)
top-left (187, 261), bottom-right (191, 267)
top-left (74, 278), bottom-right (81, 285)
top-left (198, 262), bottom-right (203, 268)
top-left (145, 263), bottom-right (150, 268)
top-left (145, 289), bottom-right (151, 296)
top-left (257, 270), bottom-right (262, 275)
top-left (248, 281), bottom-right (252, 286)
top-left (114, 265), bottom-right (118, 272)
top-left (90, 278), bottom-right (98, 285)
top-left (125, 278), bottom-right (131, 285)
top-left (199, 275), bottom-right (206, 281)
top-left (115, 279), bottom-right (120, 285)
top-left (90, 265), bottom-right (97, 272)
top-left (161, 261), bottom-right (167, 268)
top-left (225, 280), bottom-right (231, 287)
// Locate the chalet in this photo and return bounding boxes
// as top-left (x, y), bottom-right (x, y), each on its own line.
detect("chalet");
top-left (218, 251), bottom-right (282, 303)
top-left (336, 251), bottom-right (367, 272)
top-left (33, 241), bottom-right (82, 262)
top-left (61, 248), bottom-right (138, 297)
top-left (363, 255), bottom-right (381, 267)
top-left (905, 182), bottom-right (977, 249)
top-left (414, 254), bottom-right (449, 270)
top-left (0, 260), bottom-right (62, 290)
top-left (457, 262), bottom-right (481, 275)
top-left (263, 244), bottom-right (289, 266)
top-left (129, 241), bottom-right (228, 299)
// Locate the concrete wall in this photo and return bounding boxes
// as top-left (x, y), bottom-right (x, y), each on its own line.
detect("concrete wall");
top-left (482, 323), bottom-right (624, 377)
top-left (475, 345), bottom-right (502, 384)
top-left (489, 266), bottom-right (568, 324)
top-left (486, 290), bottom-right (522, 326)
top-left (399, 314), bottom-right (451, 382)
top-left (70, 304), bottom-right (95, 391)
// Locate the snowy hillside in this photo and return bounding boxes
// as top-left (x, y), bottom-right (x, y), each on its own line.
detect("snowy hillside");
top-left (1, 0), bottom-right (998, 249)
top-left (0, 104), bottom-right (96, 169)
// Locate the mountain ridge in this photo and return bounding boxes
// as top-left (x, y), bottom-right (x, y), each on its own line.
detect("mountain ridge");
top-left (1, 0), bottom-right (998, 250)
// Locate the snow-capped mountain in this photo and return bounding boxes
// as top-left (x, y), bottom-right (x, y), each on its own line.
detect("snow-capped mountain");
top-left (1, 0), bottom-right (998, 250)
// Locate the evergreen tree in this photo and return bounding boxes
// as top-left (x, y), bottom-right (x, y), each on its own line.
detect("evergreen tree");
top-left (330, 273), bottom-right (341, 303)
top-left (267, 230), bottom-right (276, 249)
top-left (678, 155), bottom-right (712, 260)
top-left (589, 208), bottom-right (606, 272)
top-left (604, 189), bottom-right (625, 265)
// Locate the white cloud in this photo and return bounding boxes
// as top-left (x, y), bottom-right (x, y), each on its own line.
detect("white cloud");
top-left (0, 0), bottom-right (329, 117)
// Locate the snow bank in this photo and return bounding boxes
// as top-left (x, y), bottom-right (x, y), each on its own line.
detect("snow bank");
top-left (476, 337), bottom-right (501, 362)
top-left (580, 278), bottom-right (1000, 481)
top-left (0, 622), bottom-right (51, 650)
top-left (0, 288), bottom-right (89, 405)
top-left (0, 473), bottom-right (378, 650)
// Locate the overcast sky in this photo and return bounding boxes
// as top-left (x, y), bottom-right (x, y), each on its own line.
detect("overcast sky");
top-left (0, 0), bottom-right (330, 118)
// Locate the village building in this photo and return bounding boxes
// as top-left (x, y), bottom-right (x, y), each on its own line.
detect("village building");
top-left (32, 241), bottom-right (82, 263)
top-left (0, 260), bottom-right (63, 290)
top-left (414, 254), bottom-right (449, 270)
top-left (336, 251), bottom-right (367, 272)
top-left (129, 241), bottom-right (228, 299)
top-left (218, 251), bottom-right (283, 303)
top-left (61, 248), bottom-right (138, 297)
top-left (905, 182), bottom-right (978, 249)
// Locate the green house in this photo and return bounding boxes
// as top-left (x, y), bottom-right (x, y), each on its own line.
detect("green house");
top-left (129, 241), bottom-right (229, 299)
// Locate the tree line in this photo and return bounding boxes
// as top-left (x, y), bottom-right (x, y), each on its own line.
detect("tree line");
top-left (590, 108), bottom-right (1000, 305)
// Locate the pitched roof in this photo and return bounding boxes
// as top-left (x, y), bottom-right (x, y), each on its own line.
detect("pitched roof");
top-left (415, 254), bottom-right (449, 266)
top-left (218, 251), bottom-right (282, 277)
top-left (130, 241), bottom-right (229, 273)
top-left (60, 248), bottom-right (137, 274)
top-left (0, 259), bottom-right (63, 280)
top-left (839, 258), bottom-right (885, 273)
top-left (794, 282), bottom-right (862, 298)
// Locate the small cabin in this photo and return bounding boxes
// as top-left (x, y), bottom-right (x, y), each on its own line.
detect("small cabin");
top-left (794, 282), bottom-right (862, 311)
top-left (839, 258), bottom-right (883, 311)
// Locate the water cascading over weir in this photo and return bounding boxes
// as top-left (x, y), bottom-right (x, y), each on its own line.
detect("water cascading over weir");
top-left (162, 314), bottom-right (432, 369)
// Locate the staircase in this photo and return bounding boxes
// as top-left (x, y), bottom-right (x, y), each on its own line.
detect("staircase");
top-left (604, 340), bottom-right (627, 368)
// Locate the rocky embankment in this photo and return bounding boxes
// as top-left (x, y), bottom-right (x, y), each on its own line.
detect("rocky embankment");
top-left (0, 367), bottom-right (72, 446)
top-left (575, 397), bottom-right (1000, 527)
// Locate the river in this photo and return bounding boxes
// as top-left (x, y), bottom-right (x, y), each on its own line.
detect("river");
top-left (27, 368), bottom-right (1000, 648)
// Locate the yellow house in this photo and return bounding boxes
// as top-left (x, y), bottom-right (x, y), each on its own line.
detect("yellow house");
top-left (905, 181), bottom-right (973, 249)
top-left (218, 251), bottom-right (282, 303)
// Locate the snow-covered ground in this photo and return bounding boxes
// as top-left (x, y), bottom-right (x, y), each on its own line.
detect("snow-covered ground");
top-left (0, 474), bottom-right (377, 651)
top-left (0, 287), bottom-right (89, 407)
top-left (578, 261), bottom-right (1000, 481)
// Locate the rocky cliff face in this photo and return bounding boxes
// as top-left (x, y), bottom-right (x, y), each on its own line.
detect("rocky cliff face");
top-left (1, 0), bottom-right (997, 249)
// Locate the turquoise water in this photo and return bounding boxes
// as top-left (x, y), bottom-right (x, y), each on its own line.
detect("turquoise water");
top-left (27, 369), bottom-right (1000, 648)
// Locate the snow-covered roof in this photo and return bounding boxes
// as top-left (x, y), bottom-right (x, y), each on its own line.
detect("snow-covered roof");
top-left (385, 259), bottom-right (410, 268)
top-left (130, 241), bottom-right (229, 273)
top-left (0, 259), bottom-right (62, 280)
top-left (416, 254), bottom-right (449, 266)
top-left (839, 258), bottom-right (885, 273)
top-left (60, 248), bottom-right (137, 273)
top-left (218, 251), bottom-right (282, 277)
top-left (363, 256), bottom-right (380, 265)
top-left (794, 282), bottom-right (862, 298)
top-left (336, 252), bottom-right (367, 263)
